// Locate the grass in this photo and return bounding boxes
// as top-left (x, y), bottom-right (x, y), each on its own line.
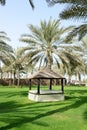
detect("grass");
top-left (0, 85), bottom-right (87, 130)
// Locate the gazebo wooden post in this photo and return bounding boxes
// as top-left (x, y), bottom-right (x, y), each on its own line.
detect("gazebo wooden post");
top-left (37, 78), bottom-right (40, 94)
top-left (61, 78), bottom-right (64, 93)
top-left (29, 79), bottom-right (31, 90)
top-left (49, 78), bottom-right (52, 90)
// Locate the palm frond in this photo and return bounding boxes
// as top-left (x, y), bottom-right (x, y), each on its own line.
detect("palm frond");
top-left (47, 0), bottom-right (87, 6)
top-left (60, 5), bottom-right (87, 20)
top-left (29, 0), bottom-right (34, 9)
top-left (65, 24), bottom-right (87, 41)
top-left (0, 0), bottom-right (5, 5)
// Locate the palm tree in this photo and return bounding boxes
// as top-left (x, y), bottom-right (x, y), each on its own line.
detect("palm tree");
top-left (82, 37), bottom-right (87, 61)
top-left (5, 48), bottom-right (25, 86)
top-left (0, 31), bottom-right (13, 79)
top-left (81, 37), bottom-right (87, 78)
top-left (0, 32), bottom-right (13, 63)
top-left (47, 0), bottom-right (87, 40)
top-left (20, 19), bottom-right (82, 72)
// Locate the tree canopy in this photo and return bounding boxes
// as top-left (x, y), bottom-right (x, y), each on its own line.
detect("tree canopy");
top-left (20, 19), bottom-right (82, 72)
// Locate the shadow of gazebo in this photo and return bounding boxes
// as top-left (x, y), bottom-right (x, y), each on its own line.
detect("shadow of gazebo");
top-left (28, 68), bottom-right (66, 102)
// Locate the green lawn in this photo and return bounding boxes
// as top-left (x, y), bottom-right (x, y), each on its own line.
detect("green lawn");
top-left (0, 85), bottom-right (87, 130)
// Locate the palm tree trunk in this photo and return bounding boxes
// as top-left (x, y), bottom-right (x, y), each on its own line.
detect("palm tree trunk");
top-left (0, 71), bottom-right (3, 79)
top-left (78, 72), bottom-right (81, 82)
top-left (17, 68), bottom-right (20, 86)
top-left (76, 71), bottom-right (81, 82)
top-left (68, 75), bottom-right (72, 84)
top-left (47, 50), bottom-right (51, 70)
top-left (13, 70), bottom-right (16, 85)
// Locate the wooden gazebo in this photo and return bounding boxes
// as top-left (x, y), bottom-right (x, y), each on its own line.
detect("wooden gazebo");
top-left (28, 68), bottom-right (66, 102)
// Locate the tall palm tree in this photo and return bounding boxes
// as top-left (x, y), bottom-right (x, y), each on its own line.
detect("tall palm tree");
top-left (82, 37), bottom-right (87, 61)
top-left (5, 48), bottom-right (25, 86)
top-left (81, 37), bottom-right (87, 78)
top-left (0, 32), bottom-right (13, 78)
top-left (47, 0), bottom-right (87, 40)
top-left (20, 19), bottom-right (82, 71)
top-left (0, 31), bottom-right (13, 79)
top-left (0, 31), bottom-right (13, 63)
top-left (0, 31), bottom-right (11, 46)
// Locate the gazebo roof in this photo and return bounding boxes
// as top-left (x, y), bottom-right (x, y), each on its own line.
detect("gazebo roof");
top-left (29, 68), bottom-right (65, 79)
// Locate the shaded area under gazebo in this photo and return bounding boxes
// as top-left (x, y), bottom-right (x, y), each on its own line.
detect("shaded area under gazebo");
top-left (28, 69), bottom-right (66, 102)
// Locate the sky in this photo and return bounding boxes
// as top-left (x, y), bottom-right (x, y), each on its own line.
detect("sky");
top-left (0, 0), bottom-right (81, 49)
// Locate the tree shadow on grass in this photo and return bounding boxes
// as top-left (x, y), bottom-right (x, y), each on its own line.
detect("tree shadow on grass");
top-left (83, 110), bottom-right (87, 121)
top-left (0, 88), bottom-right (87, 129)
top-left (65, 89), bottom-right (87, 96)
top-left (0, 101), bottom-right (25, 113)
top-left (0, 97), bottom-right (87, 129)
top-left (3, 90), bottom-right (28, 98)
